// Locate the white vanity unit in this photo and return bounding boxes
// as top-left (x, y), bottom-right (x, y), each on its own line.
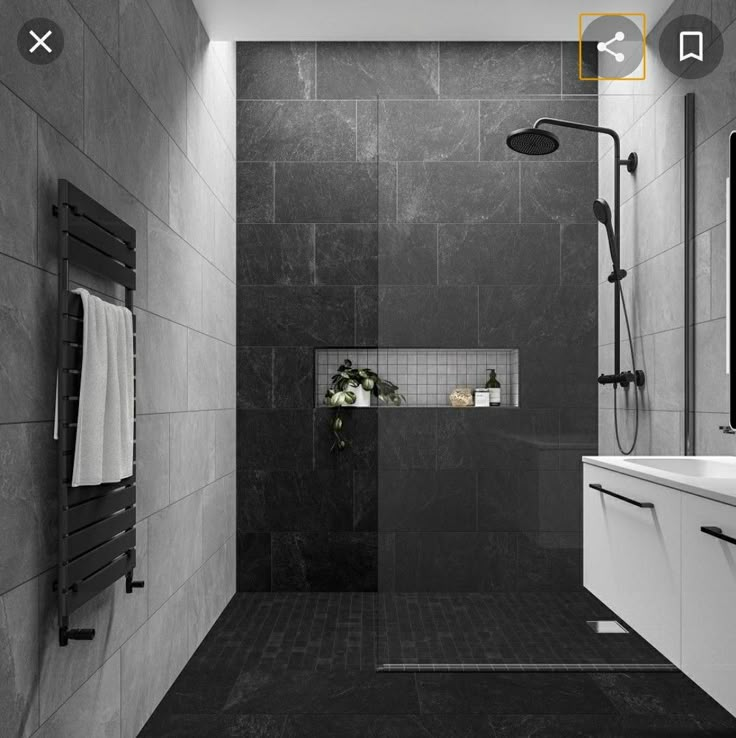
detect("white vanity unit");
top-left (583, 456), bottom-right (736, 717)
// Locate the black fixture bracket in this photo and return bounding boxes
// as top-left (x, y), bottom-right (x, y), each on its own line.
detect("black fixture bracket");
top-left (701, 526), bottom-right (736, 546)
top-left (607, 268), bottom-right (628, 283)
top-left (125, 572), bottom-right (145, 594)
top-left (59, 626), bottom-right (96, 647)
top-left (598, 370), bottom-right (645, 389)
top-left (619, 152), bottom-right (638, 173)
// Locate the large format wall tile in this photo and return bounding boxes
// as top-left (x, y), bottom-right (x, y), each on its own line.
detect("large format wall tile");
top-left (237, 347), bottom-right (273, 409)
top-left (84, 30), bottom-right (169, 220)
top-left (236, 163), bottom-right (274, 223)
top-left (203, 474), bottom-right (236, 560)
top-left (275, 163), bottom-right (392, 223)
top-left (238, 286), bottom-right (354, 346)
top-left (237, 470), bottom-right (353, 531)
top-left (136, 413), bottom-right (170, 520)
top-left (358, 100), bottom-right (479, 162)
top-left (398, 162), bottom-right (519, 223)
top-left (316, 43), bottom-right (439, 99)
top-left (439, 224), bottom-right (560, 285)
top-left (0, 0), bottom-right (84, 146)
top-left (379, 471), bottom-right (476, 532)
top-left (377, 286), bottom-right (478, 347)
top-left (479, 285), bottom-right (597, 348)
top-left (137, 310), bottom-right (188, 414)
top-left (70, 0), bottom-right (119, 59)
top-left (439, 42), bottom-right (561, 97)
top-left (316, 225), bottom-right (378, 285)
top-left (170, 411), bottom-right (216, 502)
top-left (0, 256), bottom-right (56, 424)
top-left (237, 42), bottom-right (315, 99)
top-left (237, 224), bottom-right (314, 285)
top-left (188, 331), bottom-right (224, 410)
top-left (520, 162), bottom-right (597, 223)
top-left (0, 84), bottom-right (36, 265)
top-left (237, 101), bottom-right (355, 161)
top-left (35, 653), bottom-right (120, 738)
top-left (188, 81), bottom-right (236, 216)
top-left (121, 586), bottom-right (189, 738)
top-left (273, 347), bottom-right (314, 409)
top-left (236, 531), bottom-right (271, 590)
top-left (203, 261), bottom-right (236, 344)
top-left (216, 409), bottom-right (237, 476)
top-left (271, 532), bottom-right (377, 591)
top-left (0, 577), bottom-right (39, 738)
top-left (237, 410), bottom-right (313, 470)
top-left (169, 140), bottom-right (215, 260)
top-left (378, 224), bottom-right (437, 285)
top-left (147, 492), bottom-right (203, 613)
top-left (147, 212), bottom-right (203, 330)
top-left (120, 0), bottom-right (187, 148)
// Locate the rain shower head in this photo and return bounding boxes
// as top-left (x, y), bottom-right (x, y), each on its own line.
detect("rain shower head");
top-left (505, 127), bottom-right (559, 156)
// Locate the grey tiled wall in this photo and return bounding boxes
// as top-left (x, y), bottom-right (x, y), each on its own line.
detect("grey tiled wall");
top-left (237, 41), bottom-right (599, 592)
top-left (597, 0), bottom-right (736, 455)
top-left (0, 2), bottom-right (236, 736)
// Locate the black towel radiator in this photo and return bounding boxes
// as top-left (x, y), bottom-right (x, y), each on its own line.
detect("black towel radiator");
top-left (54, 179), bottom-right (143, 647)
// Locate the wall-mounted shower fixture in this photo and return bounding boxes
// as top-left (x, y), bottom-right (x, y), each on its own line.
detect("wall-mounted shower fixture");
top-left (507, 117), bottom-right (644, 454)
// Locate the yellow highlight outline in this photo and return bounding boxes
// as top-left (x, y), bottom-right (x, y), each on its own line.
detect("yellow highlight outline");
top-left (578, 12), bottom-right (647, 81)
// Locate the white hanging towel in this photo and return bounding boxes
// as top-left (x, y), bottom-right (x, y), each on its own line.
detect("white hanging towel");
top-left (71, 288), bottom-right (134, 487)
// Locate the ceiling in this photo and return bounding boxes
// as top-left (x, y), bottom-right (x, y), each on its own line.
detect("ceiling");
top-left (192, 0), bottom-right (673, 42)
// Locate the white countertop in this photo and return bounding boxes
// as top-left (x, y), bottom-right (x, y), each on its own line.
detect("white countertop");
top-left (583, 456), bottom-right (736, 508)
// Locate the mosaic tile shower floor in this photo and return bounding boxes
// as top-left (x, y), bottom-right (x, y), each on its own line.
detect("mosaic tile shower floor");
top-left (171, 592), bottom-right (671, 673)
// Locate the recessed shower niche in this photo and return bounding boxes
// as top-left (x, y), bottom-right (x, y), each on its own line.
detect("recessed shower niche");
top-left (315, 348), bottom-right (520, 408)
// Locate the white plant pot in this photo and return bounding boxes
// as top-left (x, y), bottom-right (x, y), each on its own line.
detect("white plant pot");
top-left (351, 384), bottom-right (372, 407)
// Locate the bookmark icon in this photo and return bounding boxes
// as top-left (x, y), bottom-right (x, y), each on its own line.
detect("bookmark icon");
top-left (679, 31), bottom-right (704, 62)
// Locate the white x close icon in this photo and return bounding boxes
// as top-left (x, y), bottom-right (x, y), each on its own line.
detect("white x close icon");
top-left (29, 29), bottom-right (52, 53)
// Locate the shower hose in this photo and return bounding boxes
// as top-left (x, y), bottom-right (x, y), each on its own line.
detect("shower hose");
top-left (613, 281), bottom-right (639, 455)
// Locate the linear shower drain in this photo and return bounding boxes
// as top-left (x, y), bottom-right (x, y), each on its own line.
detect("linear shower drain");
top-left (586, 619), bottom-right (629, 634)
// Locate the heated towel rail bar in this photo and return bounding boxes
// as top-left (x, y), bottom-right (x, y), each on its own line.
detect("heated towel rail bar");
top-left (54, 179), bottom-right (143, 647)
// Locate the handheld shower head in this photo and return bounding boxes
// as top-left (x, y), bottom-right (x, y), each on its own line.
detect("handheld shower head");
top-left (594, 198), bottom-right (619, 268)
top-left (506, 127), bottom-right (560, 156)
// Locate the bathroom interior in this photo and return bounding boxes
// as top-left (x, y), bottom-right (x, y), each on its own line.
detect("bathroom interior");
top-left (3, 0), bottom-right (736, 735)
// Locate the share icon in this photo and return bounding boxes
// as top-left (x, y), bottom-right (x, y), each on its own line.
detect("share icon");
top-left (597, 31), bottom-right (626, 62)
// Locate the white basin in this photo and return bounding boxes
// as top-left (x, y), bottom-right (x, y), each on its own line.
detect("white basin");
top-left (623, 457), bottom-right (736, 478)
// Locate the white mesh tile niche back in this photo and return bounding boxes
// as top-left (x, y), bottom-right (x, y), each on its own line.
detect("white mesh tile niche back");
top-left (315, 349), bottom-right (519, 408)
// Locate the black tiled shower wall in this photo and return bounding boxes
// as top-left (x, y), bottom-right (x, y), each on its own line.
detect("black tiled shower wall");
top-left (236, 42), bottom-right (598, 591)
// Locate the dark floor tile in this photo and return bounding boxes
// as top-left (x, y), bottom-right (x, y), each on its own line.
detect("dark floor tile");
top-left (415, 673), bottom-right (617, 715)
top-left (617, 713), bottom-right (736, 737)
top-left (156, 660), bottom-right (244, 715)
top-left (592, 673), bottom-right (736, 720)
top-left (140, 712), bottom-right (286, 738)
top-left (224, 671), bottom-right (420, 714)
top-left (283, 713), bottom-right (492, 737)
top-left (490, 713), bottom-right (617, 737)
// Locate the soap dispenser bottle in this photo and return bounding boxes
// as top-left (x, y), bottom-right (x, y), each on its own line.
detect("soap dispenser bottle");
top-left (485, 369), bottom-right (501, 406)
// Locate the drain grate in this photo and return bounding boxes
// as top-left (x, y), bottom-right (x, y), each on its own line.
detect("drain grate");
top-left (376, 662), bottom-right (677, 672)
top-left (586, 620), bottom-right (630, 634)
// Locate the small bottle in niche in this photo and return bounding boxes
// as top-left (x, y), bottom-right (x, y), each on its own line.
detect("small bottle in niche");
top-left (485, 369), bottom-right (501, 406)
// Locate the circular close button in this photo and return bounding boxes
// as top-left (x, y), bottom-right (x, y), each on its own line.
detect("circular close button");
top-left (17, 18), bottom-right (64, 65)
top-left (658, 14), bottom-right (723, 80)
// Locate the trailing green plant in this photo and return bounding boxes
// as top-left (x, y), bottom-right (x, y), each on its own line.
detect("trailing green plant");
top-left (324, 358), bottom-right (404, 451)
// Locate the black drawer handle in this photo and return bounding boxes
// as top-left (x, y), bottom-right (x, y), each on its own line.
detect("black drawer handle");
top-left (589, 483), bottom-right (654, 509)
top-left (701, 526), bottom-right (736, 546)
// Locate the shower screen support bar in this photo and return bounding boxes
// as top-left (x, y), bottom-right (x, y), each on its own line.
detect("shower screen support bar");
top-left (684, 93), bottom-right (696, 456)
top-left (53, 179), bottom-right (143, 647)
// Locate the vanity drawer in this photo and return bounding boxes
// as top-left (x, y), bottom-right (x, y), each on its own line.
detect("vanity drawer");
top-left (583, 465), bottom-right (681, 665)
top-left (682, 494), bottom-right (736, 716)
